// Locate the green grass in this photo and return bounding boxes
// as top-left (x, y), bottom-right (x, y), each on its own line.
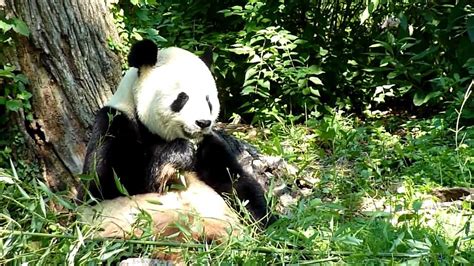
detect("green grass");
top-left (0, 113), bottom-right (473, 265)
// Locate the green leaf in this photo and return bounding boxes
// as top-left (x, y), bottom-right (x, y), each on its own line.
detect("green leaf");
top-left (406, 239), bottom-right (430, 251)
top-left (136, 28), bottom-right (167, 42)
top-left (0, 20), bottom-right (13, 32)
top-left (14, 73), bottom-right (28, 84)
top-left (228, 45), bottom-right (253, 55)
top-left (244, 68), bottom-right (257, 81)
top-left (241, 86), bottom-right (254, 95)
top-left (242, 78), bottom-right (256, 87)
top-left (257, 80), bottom-right (270, 90)
top-left (13, 19), bottom-right (29, 36)
top-left (389, 232), bottom-right (405, 252)
top-left (39, 194), bottom-right (47, 216)
top-left (413, 91), bottom-right (442, 106)
top-left (231, 5), bottom-right (243, 11)
top-left (308, 65), bottom-right (324, 75)
top-left (310, 88), bottom-right (320, 97)
top-left (146, 199), bottom-right (163, 205)
top-left (412, 200), bottom-right (422, 212)
top-left (369, 41), bottom-right (393, 55)
top-left (309, 77), bottom-right (323, 86)
top-left (454, 256), bottom-right (470, 264)
top-left (339, 235), bottom-right (363, 246)
top-left (37, 179), bottom-right (74, 210)
top-left (113, 171), bottom-right (129, 196)
top-left (100, 248), bottom-right (127, 261)
top-left (347, 60), bottom-right (358, 66)
top-left (0, 68), bottom-right (15, 78)
top-left (387, 71), bottom-right (399, 79)
top-left (319, 47), bottom-right (328, 56)
top-left (399, 13), bottom-right (408, 31)
top-left (249, 54), bottom-right (261, 63)
top-left (6, 100), bottom-right (21, 111)
top-left (0, 174), bottom-right (14, 184)
top-left (270, 34), bottom-right (280, 43)
top-left (17, 90), bottom-right (32, 100)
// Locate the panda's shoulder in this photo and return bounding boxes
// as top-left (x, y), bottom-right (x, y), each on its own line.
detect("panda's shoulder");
top-left (92, 106), bottom-right (140, 137)
top-left (212, 130), bottom-right (260, 156)
top-left (195, 130), bottom-right (260, 168)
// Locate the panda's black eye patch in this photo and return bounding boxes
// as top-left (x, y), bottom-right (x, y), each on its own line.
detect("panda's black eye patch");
top-left (170, 92), bottom-right (189, 112)
top-left (206, 95), bottom-right (213, 113)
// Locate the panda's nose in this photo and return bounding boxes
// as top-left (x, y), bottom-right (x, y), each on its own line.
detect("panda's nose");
top-left (195, 119), bottom-right (212, 129)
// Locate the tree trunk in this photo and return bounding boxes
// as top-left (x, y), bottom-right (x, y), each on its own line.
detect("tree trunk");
top-left (3, 0), bottom-right (122, 195)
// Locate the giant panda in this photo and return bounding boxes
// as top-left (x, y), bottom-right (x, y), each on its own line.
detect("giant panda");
top-left (81, 40), bottom-right (273, 241)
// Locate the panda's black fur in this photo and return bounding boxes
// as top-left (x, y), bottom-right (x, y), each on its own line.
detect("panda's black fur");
top-left (83, 40), bottom-right (272, 226)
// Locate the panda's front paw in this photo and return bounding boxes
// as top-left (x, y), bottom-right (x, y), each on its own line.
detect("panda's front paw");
top-left (154, 163), bottom-right (179, 192)
top-left (146, 138), bottom-right (196, 192)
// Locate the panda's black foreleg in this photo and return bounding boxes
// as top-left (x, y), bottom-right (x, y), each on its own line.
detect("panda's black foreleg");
top-left (146, 138), bottom-right (195, 192)
top-left (83, 107), bottom-right (146, 200)
top-left (196, 133), bottom-right (274, 227)
top-left (232, 172), bottom-right (275, 226)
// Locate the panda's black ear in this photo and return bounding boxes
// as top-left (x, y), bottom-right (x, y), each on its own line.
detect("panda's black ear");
top-left (200, 47), bottom-right (214, 69)
top-left (128, 39), bottom-right (158, 68)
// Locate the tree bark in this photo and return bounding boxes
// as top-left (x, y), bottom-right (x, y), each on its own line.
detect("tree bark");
top-left (3, 0), bottom-right (122, 195)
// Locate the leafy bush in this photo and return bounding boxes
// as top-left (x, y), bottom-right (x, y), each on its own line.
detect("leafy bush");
top-left (364, 1), bottom-right (474, 113)
top-left (112, 0), bottom-right (473, 125)
top-left (0, 15), bottom-right (31, 167)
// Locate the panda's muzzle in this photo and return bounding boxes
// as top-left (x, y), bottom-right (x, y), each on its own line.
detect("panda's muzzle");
top-left (182, 128), bottom-right (197, 139)
top-left (195, 119), bottom-right (211, 129)
top-left (181, 123), bottom-right (212, 140)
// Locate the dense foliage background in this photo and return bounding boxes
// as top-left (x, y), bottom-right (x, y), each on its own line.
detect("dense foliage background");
top-left (0, 0), bottom-right (473, 264)
top-left (113, 0), bottom-right (474, 124)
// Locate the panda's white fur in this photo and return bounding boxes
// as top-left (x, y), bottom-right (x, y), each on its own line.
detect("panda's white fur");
top-left (106, 67), bottom-right (138, 117)
top-left (107, 47), bottom-right (220, 141)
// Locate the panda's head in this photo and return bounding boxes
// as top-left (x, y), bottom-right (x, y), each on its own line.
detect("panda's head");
top-left (125, 40), bottom-right (219, 141)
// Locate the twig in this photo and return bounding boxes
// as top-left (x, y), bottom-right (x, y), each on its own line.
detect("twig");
top-left (455, 80), bottom-right (473, 150)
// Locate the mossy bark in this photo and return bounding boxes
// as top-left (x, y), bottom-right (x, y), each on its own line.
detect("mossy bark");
top-left (3, 0), bottom-right (122, 195)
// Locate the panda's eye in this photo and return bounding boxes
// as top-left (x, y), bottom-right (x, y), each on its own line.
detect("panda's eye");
top-left (170, 92), bottom-right (189, 112)
top-left (206, 95), bottom-right (213, 113)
